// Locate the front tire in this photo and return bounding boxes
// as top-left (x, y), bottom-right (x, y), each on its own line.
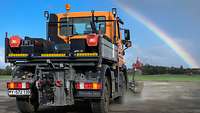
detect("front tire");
top-left (91, 77), bottom-right (110, 113)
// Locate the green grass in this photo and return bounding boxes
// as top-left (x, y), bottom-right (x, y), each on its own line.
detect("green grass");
top-left (129, 74), bottom-right (200, 82)
top-left (0, 75), bottom-right (11, 80)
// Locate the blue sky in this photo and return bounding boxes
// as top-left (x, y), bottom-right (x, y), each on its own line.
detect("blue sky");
top-left (0, 0), bottom-right (199, 68)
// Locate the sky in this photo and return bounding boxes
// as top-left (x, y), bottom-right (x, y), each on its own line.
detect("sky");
top-left (0, 0), bottom-right (199, 68)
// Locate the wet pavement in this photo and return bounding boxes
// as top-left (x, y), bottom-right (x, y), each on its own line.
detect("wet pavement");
top-left (110, 81), bottom-right (200, 113)
top-left (0, 81), bottom-right (200, 113)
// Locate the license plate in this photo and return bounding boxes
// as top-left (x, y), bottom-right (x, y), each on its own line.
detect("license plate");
top-left (8, 90), bottom-right (31, 96)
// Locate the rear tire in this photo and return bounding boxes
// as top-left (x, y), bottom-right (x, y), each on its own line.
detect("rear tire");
top-left (16, 97), bottom-right (38, 113)
top-left (13, 66), bottom-right (38, 113)
top-left (91, 77), bottom-right (110, 113)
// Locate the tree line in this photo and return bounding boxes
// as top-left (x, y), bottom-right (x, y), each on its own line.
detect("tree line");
top-left (128, 64), bottom-right (200, 75)
top-left (0, 66), bottom-right (12, 75)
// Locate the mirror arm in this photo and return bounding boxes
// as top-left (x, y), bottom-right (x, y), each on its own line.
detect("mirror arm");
top-left (122, 47), bottom-right (128, 56)
top-left (118, 17), bottom-right (124, 25)
top-left (124, 47), bottom-right (128, 51)
top-left (91, 10), bottom-right (97, 33)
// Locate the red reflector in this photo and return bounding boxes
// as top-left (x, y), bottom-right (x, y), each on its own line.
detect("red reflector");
top-left (84, 83), bottom-right (93, 89)
top-left (86, 34), bottom-right (98, 46)
top-left (9, 36), bottom-right (21, 48)
top-left (55, 80), bottom-right (62, 87)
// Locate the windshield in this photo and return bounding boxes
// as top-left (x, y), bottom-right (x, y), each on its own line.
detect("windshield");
top-left (60, 17), bottom-right (106, 36)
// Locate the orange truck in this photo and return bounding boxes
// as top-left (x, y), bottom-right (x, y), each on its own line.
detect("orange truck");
top-left (5, 4), bottom-right (132, 113)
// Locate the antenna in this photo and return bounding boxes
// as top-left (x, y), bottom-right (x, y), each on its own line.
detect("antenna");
top-left (5, 32), bottom-right (8, 38)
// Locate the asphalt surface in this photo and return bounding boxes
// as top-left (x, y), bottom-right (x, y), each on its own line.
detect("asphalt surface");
top-left (1, 81), bottom-right (200, 113)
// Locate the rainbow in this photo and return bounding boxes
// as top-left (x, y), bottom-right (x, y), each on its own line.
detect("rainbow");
top-left (116, 2), bottom-right (199, 68)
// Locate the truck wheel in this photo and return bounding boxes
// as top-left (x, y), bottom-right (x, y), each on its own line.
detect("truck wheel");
top-left (91, 77), bottom-right (110, 113)
top-left (115, 73), bottom-right (126, 104)
top-left (16, 98), bottom-right (38, 113)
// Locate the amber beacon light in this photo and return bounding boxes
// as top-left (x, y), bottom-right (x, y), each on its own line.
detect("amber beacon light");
top-left (65, 4), bottom-right (70, 11)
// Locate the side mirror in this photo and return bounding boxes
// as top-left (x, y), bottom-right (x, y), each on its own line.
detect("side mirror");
top-left (44, 11), bottom-right (49, 20)
top-left (124, 29), bottom-right (130, 40)
top-left (112, 8), bottom-right (117, 17)
top-left (125, 40), bottom-right (132, 48)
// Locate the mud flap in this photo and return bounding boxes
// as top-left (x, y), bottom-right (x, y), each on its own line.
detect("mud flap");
top-left (54, 70), bottom-right (74, 106)
top-left (54, 71), bottom-right (66, 106)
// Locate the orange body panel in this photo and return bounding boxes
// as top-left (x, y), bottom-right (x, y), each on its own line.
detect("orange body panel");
top-left (55, 11), bottom-right (125, 67)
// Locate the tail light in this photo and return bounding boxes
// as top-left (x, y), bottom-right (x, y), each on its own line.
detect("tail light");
top-left (7, 82), bottom-right (30, 89)
top-left (86, 34), bottom-right (99, 46)
top-left (9, 36), bottom-right (21, 48)
top-left (17, 82), bottom-right (22, 89)
top-left (75, 82), bottom-right (102, 90)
